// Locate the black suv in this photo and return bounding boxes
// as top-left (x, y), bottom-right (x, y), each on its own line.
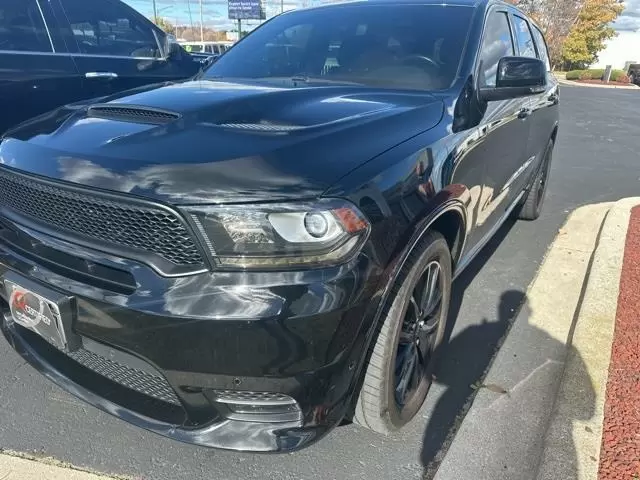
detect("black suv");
top-left (0, 0), bottom-right (559, 452)
top-left (0, 0), bottom-right (202, 134)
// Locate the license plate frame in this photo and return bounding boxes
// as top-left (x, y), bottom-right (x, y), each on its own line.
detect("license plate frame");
top-left (3, 272), bottom-right (80, 352)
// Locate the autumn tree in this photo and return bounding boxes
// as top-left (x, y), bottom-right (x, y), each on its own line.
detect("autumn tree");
top-left (506, 0), bottom-right (583, 68)
top-left (561, 0), bottom-right (624, 70)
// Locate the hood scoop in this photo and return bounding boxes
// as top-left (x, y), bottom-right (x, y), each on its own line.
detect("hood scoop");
top-left (87, 104), bottom-right (181, 125)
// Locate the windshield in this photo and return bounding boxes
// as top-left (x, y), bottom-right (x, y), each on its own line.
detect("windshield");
top-left (203, 5), bottom-right (474, 90)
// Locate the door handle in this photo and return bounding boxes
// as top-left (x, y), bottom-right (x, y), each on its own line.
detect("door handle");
top-left (518, 108), bottom-right (531, 119)
top-left (85, 72), bottom-right (118, 79)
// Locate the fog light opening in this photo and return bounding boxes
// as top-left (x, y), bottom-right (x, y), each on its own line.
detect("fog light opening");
top-left (205, 389), bottom-right (303, 423)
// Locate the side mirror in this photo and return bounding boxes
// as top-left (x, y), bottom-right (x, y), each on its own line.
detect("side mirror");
top-left (164, 34), bottom-right (182, 59)
top-left (479, 57), bottom-right (546, 102)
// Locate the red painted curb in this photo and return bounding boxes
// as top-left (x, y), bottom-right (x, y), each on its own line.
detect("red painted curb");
top-left (598, 205), bottom-right (640, 480)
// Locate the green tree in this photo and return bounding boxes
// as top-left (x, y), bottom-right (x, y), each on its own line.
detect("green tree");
top-left (152, 17), bottom-right (174, 34)
top-left (561, 0), bottom-right (624, 70)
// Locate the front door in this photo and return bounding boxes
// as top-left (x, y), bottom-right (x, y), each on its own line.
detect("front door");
top-left (0, 0), bottom-right (81, 134)
top-left (52, 0), bottom-right (195, 100)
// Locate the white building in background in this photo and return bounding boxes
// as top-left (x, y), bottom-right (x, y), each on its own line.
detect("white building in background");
top-left (591, 30), bottom-right (640, 69)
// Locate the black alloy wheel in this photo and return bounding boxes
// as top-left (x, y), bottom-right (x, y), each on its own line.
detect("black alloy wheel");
top-left (394, 260), bottom-right (443, 408)
top-left (354, 231), bottom-right (452, 433)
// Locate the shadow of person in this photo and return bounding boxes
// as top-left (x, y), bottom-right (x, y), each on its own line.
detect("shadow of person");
top-left (421, 289), bottom-right (596, 480)
top-left (418, 217), bottom-right (521, 467)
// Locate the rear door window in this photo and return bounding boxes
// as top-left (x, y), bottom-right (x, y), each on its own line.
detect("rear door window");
top-left (512, 15), bottom-right (537, 59)
top-left (531, 25), bottom-right (551, 70)
top-left (0, 0), bottom-right (53, 52)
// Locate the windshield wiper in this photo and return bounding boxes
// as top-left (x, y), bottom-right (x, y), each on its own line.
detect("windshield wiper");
top-left (288, 74), bottom-right (364, 86)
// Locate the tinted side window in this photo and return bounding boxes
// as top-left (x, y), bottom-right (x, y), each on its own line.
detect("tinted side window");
top-left (531, 25), bottom-right (551, 70)
top-left (479, 11), bottom-right (514, 87)
top-left (60, 0), bottom-right (160, 58)
top-left (512, 15), bottom-right (536, 58)
top-left (0, 0), bottom-right (52, 52)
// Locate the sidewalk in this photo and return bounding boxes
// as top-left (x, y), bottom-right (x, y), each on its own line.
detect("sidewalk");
top-left (558, 78), bottom-right (639, 90)
top-left (435, 198), bottom-right (640, 480)
top-left (0, 450), bottom-right (124, 480)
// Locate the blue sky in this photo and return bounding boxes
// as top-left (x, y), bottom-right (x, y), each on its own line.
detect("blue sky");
top-left (595, 0), bottom-right (640, 67)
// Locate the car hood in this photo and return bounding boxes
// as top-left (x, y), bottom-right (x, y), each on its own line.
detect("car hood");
top-left (0, 79), bottom-right (444, 204)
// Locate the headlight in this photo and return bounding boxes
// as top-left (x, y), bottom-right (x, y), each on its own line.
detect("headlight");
top-left (184, 200), bottom-right (370, 270)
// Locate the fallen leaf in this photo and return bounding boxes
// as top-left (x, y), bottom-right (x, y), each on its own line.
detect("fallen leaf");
top-left (585, 426), bottom-right (593, 433)
top-left (481, 384), bottom-right (509, 394)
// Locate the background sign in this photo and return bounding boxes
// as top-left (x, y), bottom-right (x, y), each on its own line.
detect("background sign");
top-left (228, 0), bottom-right (265, 20)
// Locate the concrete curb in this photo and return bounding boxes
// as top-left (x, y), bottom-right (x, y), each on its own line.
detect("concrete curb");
top-left (0, 451), bottom-right (123, 479)
top-left (558, 78), bottom-right (639, 90)
top-left (433, 201), bottom-right (617, 480)
top-left (536, 197), bottom-right (640, 480)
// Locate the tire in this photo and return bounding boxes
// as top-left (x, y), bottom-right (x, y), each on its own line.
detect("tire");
top-left (354, 231), bottom-right (452, 434)
top-left (517, 139), bottom-right (553, 221)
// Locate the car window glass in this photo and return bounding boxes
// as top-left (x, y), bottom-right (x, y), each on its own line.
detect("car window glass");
top-left (531, 25), bottom-right (551, 70)
top-left (0, 0), bottom-right (52, 52)
top-left (513, 15), bottom-right (536, 58)
top-left (60, 0), bottom-right (160, 58)
top-left (204, 5), bottom-right (474, 91)
top-left (478, 11), bottom-right (514, 87)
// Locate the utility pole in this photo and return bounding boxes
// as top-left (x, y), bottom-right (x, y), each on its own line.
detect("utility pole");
top-left (152, 0), bottom-right (158, 23)
top-left (237, 18), bottom-right (242, 40)
top-left (186, 0), bottom-right (194, 31)
top-left (281, 0), bottom-right (284, 13)
top-left (200, 0), bottom-right (204, 41)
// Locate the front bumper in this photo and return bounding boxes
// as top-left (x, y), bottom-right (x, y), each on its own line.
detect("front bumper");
top-left (0, 217), bottom-right (381, 452)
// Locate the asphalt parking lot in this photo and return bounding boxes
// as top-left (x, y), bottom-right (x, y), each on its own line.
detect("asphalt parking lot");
top-left (1, 86), bottom-right (638, 480)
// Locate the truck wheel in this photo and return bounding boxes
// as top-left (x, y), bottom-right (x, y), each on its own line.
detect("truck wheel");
top-left (354, 231), bottom-right (451, 434)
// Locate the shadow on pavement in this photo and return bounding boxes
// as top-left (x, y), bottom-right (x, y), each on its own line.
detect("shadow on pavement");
top-left (420, 217), bottom-right (521, 471)
top-left (420, 217), bottom-right (596, 478)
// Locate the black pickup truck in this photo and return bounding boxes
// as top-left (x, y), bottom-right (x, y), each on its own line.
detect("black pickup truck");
top-left (0, 0), bottom-right (204, 134)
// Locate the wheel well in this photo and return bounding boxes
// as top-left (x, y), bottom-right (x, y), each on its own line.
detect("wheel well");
top-left (429, 209), bottom-right (465, 267)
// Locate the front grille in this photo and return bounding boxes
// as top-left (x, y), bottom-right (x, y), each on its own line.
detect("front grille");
top-left (0, 167), bottom-right (204, 269)
top-left (67, 348), bottom-right (181, 405)
top-left (87, 105), bottom-right (180, 124)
